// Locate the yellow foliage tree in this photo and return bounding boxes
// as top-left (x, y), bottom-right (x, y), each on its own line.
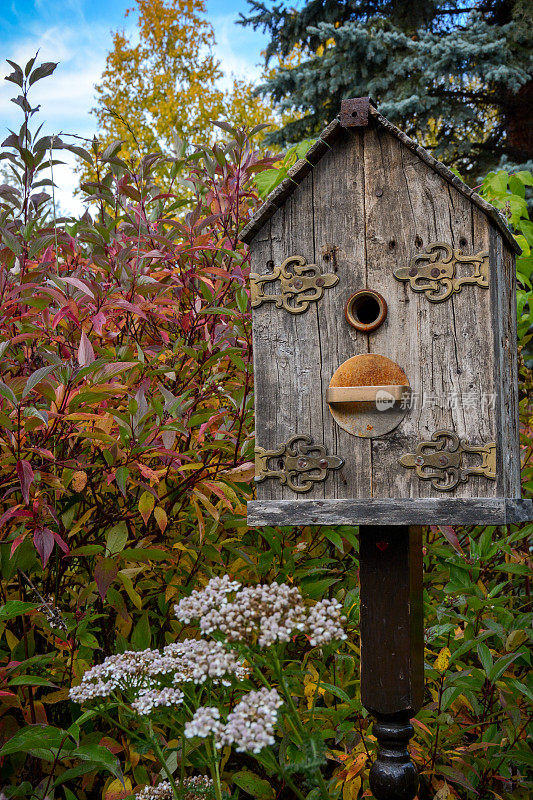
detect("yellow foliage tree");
top-left (91, 0), bottom-right (276, 162)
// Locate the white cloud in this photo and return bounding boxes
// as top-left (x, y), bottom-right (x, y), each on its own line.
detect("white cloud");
top-left (0, 5), bottom-right (265, 214)
top-left (0, 20), bottom-right (133, 214)
top-left (211, 12), bottom-right (266, 90)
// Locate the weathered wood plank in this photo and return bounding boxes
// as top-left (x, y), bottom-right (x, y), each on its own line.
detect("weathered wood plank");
top-left (363, 123), bottom-right (496, 499)
top-left (360, 526), bottom-right (424, 715)
top-left (247, 498), bottom-right (533, 526)
top-left (488, 227), bottom-right (521, 497)
top-left (312, 127), bottom-right (372, 498)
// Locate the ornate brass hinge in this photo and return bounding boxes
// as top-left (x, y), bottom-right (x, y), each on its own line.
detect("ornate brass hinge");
top-left (250, 255), bottom-right (339, 314)
top-left (393, 242), bottom-right (489, 303)
top-left (399, 430), bottom-right (496, 492)
top-left (255, 435), bottom-right (344, 493)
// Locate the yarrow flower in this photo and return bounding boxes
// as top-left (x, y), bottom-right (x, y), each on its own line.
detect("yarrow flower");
top-left (69, 639), bottom-right (247, 709)
top-left (220, 688), bottom-right (283, 754)
top-left (185, 688), bottom-right (283, 755)
top-left (175, 577), bottom-right (347, 648)
top-left (305, 598), bottom-right (348, 647)
top-left (136, 776), bottom-right (215, 799)
top-left (175, 575), bottom-right (241, 624)
top-left (184, 706), bottom-right (223, 740)
top-left (132, 686), bottom-right (184, 715)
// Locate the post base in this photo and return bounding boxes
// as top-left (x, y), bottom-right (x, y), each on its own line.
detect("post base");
top-left (369, 717), bottom-right (418, 800)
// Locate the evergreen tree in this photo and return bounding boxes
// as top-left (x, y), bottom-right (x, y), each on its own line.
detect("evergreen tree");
top-left (240, 0), bottom-right (532, 175)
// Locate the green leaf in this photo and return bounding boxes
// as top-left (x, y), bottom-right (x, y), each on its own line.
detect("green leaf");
top-left (0, 725), bottom-right (71, 756)
top-left (9, 675), bottom-right (57, 687)
top-left (138, 491), bottom-right (155, 524)
top-left (232, 771), bottom-right (274, 799)
top-left (114, 466), bottom-right (129, 498)
top-left (131, 611), bottom-right (151, 650)
top-left (0, 600), bottom-right (38, 621)
top-left (477, 642), bottom-right (493, 675)
top-left (323, 529), bottom-right (344, 552)
top-left (513, 170), bottom-right (533, 186)
top-left (106, 522), bottom-right (128, 554)
top-left (235, 285), bottom-right (249, 314)
top-left (102, 140), bottom-right (123, 160)
top-left (22, 365), bottom-right (56, 398)
top-left (489, 652), bottom-right (519, 682)
top-left (72, 744), bottom-right (124, 782)
top-left (318, 682), bottom-right (351, 703)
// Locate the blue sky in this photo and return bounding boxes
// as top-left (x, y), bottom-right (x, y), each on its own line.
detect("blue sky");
top-left (0, 0), bottom-right (269, 212)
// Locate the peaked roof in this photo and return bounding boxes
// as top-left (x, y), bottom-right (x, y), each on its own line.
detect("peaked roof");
top-left (240, 100), bottom-right (520, 254)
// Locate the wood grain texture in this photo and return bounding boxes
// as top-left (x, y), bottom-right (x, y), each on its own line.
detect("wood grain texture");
top-left (249, 117), bottom-right (521, 512)
top-left (488, 228), bottom-right (521, 497)
top-left (247, 498), bottom-right (533, 526)
top-left (363, 124), bottom-right (495, 499)
top-left (241, 110), bottom-right (519, 255)
top-left (360, 526), bottom-right (424, 715)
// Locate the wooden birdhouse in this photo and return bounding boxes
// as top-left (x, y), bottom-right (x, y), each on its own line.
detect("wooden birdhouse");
top-left (242, 98), bottom-right (533, 527)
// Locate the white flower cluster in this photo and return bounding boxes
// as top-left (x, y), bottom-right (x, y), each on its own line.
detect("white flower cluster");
top-left (185, 688), bottom-right (282, 755)
top-left (175, 577), bottom-right (347, 648)
top-left (135, 781), bottom-right (173, 800)
top-left (165, 639), bottom-right (249, 685)
top-left (184, 706), bottom-right (222, 740)
top-left (136, 776), bottom-right (214, 800)
top-left (69, 639), bottom-right (247, 710)
top-left (305, 598), bottom-right (348, 647)
top-left (132, 686), bottom-right (184, 715)
top-left (175, 575), bottom-right (241, 624)
top-left (221, 688), bottom-right (283, 754)
top-left (69, 650), bottom-right (155, 704)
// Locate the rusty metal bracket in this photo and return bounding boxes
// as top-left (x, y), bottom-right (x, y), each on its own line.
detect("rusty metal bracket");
top-left (255, 435), bottom-right (344, 493)
top-left (399, 430), bottom-right (496, 492)
top-left (339, 97), bottom-right (374, 127)
top-left (393, 242), bottom-right (489, 303)
top-left (250, 255), bottom-right (338, 314)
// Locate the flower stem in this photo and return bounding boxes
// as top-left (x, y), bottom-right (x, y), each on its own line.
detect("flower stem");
top-left (208, 738), bottom-right (223, 800)
top-left (273, 659), bottom-right (331, 800)
top-left (145, 720), bottom-right (181, 799)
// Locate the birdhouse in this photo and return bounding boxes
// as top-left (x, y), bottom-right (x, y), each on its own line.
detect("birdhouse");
top-left (242, 98), bottom-right (533, 527)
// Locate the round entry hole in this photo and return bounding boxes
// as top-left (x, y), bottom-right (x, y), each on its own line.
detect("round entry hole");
top-left (345, 289), bottom-right (388, 332)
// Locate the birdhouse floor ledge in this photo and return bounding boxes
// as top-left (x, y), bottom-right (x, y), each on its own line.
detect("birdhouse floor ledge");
top-left (247, 498), bottom-right (533, 527)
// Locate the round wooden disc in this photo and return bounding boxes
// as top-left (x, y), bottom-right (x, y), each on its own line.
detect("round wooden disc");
top-left (328, 354), bottom-right (410, 438)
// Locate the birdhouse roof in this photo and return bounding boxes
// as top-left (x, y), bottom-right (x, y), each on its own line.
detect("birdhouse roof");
top-left (240, 99), bottom-right (520, 254)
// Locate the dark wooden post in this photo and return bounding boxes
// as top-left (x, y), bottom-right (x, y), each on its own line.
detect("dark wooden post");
top-left (359, 526), bottom-right (424, 800)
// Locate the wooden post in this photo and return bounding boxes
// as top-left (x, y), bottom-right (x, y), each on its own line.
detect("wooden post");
top-left (359, 526), bottom-right (424, 800)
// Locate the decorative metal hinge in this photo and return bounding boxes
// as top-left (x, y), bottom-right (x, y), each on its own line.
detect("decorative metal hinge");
top-left (393, 242), bottom-right (489, 303)
top-left (250, 255), bottom-right (338, 314)
top-left (255, 435), bottom-right (344, 493)
top-left (399, 429), bottom-right (496, 492)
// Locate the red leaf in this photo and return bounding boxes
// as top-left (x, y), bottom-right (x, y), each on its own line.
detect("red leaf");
top-left (0, 506), bottom-right (33, 528)
top-left (94, 557), bottom-right (118, 601)
top-left (52, 306), bottom-right (79, 329)
top-left (16, 460), bottom-right (34, 505)
top-left (432, 525), bottom-right (465, 558)
top-left (33, 527), bottom-right (54, 567)
top-left (51, 530), bottom-right (69, 555)
top-left (10, 533), bottom-right (27, 556)
top-left (77, 330), bottom-right (95, 366)
top-left (91, 311), bottom-right (106, 335)
top-left (61, 276), bottom-right (95, 298)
